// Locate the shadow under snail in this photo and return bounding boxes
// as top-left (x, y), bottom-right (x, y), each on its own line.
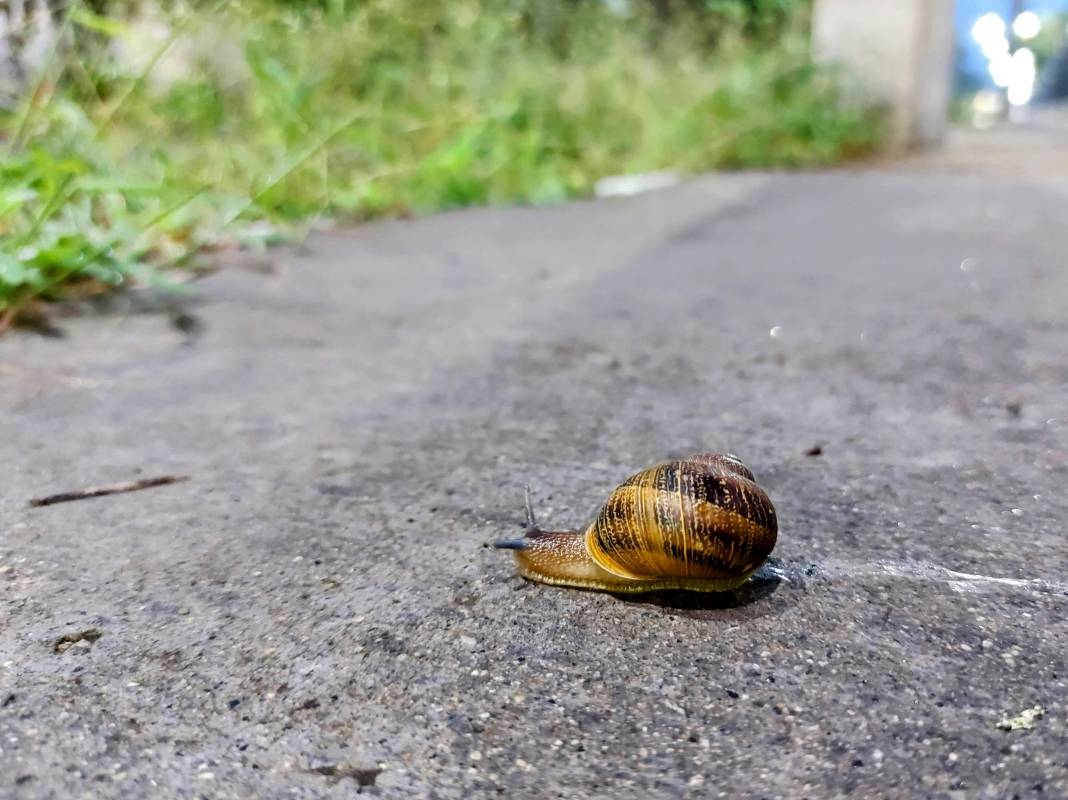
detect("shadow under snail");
top-left (494, 453), bottom-right (778, 593)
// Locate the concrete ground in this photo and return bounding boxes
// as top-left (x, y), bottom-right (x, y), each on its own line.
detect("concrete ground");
top-left (2, 150), bottom-right (1067, 799)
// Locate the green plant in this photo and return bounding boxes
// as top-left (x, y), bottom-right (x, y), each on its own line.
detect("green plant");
top-left (0, 0), bottom-right (884, 329)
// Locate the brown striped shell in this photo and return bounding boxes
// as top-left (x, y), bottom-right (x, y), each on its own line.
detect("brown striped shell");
top-left (584, 454), bottom-right (777, 582)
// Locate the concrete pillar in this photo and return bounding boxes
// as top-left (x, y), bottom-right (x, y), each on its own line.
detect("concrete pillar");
top-left (812, 0), bottom-right (955, 149)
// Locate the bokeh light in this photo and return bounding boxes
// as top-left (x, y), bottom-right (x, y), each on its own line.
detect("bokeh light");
top-left (1007, 47), bottom-right (1037, 106)
top-left (1012, 11), bottom-right (1042, 40)
top-left (972, 13), bottom-right (1009, 60)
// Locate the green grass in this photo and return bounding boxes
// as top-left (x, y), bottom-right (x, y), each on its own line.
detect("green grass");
top-left (0, 0), bottom-right (885, 327)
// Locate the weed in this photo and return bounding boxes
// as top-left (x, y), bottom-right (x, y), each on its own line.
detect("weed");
top-left (0, 0), bottom-right (884, 326)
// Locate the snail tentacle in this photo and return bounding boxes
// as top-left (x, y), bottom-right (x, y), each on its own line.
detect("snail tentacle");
top-left (492, 485), bottom-right (543, 549)
top-left (493, 537), bottom-right (529, 551)
top-left (523, 484), bottom-right (537, 531)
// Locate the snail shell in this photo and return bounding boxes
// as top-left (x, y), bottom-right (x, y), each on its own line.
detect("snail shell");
top-left (495, 454), bottom-right (777, 593)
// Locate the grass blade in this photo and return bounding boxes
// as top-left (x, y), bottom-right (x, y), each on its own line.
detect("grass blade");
top-left (219, 107), bottom-right (370, 229)
top-left (92, 0), bottom-right (229, 138)
top-left (7, 3), bottom-right (76, 153)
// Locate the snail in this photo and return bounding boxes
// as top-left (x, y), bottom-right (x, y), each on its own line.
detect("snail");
top-left (494, 454), bottom-right (777, 593)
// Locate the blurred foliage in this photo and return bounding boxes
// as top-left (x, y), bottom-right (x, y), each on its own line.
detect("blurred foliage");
top-left (0, 0), bottom-right (884, 323)
top-left (1029, 12), bottom-right (1068, 77)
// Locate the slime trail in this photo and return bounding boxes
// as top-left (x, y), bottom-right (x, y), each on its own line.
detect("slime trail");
top-left (755, 557), bottom-right (1068, 598)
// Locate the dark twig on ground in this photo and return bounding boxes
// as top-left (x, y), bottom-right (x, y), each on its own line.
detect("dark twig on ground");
top-left (29, 475), bottom-right (191, 507)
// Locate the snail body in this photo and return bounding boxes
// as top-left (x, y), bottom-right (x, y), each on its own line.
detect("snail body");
top-left (495, 454), bottom-right (777, 593)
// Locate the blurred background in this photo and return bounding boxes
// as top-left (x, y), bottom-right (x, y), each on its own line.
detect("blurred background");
top-left (0, 0), bottom-right (1065, 328)
top-left (956, 0), bottom-right (1068, 123)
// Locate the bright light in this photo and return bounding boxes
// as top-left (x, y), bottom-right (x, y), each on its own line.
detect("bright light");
top-left (1014, 47), bottom-right (1036, 67)
top-left (972, 13), bottom-right (1006, 45)
top-left (1007, 82), bottom-right (1034, 106)
top-left (1007, 47), bottom-right (1037, 106)
top-left (989, 52), bottom-right (1013, 87)
top-left (1013, 11), bottom-right (1042, 40)
top-left (982, 35), bottom-right (1011, 60)
top-left (974, 11), bottom-right (1040, 106)
top-left (973, 14), bottom-right (1011, 60)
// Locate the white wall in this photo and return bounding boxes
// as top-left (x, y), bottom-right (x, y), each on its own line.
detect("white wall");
top-left (812, 0), bottom-right (956, 149)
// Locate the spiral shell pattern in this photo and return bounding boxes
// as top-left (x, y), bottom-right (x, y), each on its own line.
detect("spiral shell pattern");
top-left (584, 454), bottom-right (777, 582)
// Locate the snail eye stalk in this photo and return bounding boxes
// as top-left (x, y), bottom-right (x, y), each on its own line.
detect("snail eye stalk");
top-left (493, 538), bottom-right (529, 550)
top-left (493, 485), bottom-right (540, 549)
top-left (523, 484), bottom-right (537, 532)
